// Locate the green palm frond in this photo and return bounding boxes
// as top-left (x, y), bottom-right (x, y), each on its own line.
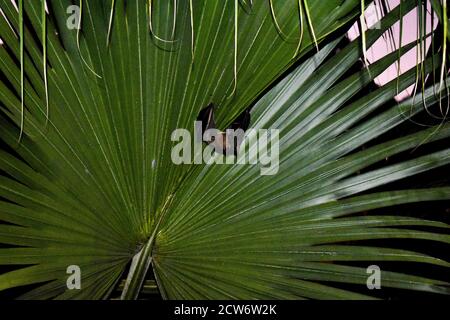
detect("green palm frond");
top-left (0, 0), bottom-right (448, 300)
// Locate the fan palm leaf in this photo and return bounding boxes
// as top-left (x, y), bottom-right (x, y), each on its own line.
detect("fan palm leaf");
top-left (0, 0), bottom-right (448, 299)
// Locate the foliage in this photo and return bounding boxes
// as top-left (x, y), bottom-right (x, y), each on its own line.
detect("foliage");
top-left (0, 0), bottom-right (448, 299)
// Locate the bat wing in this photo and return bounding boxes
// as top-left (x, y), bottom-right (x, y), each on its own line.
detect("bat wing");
top-left (230, 108), bottom-right (250, 131)
top-left (197, 104), bottom-right (251, 156)
top-left (197, 103), bottom-right (216, 132)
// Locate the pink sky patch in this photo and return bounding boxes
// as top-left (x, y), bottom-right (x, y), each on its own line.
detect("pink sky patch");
top-left (347, 0), bottom-right (438, 101)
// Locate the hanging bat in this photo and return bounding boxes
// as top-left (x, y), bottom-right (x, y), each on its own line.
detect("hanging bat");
top-left (197, 103), bottom-right (250, 156)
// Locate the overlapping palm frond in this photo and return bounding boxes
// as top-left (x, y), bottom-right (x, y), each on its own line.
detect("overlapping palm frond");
top-left (0, 0), bottom-right (448, 299)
